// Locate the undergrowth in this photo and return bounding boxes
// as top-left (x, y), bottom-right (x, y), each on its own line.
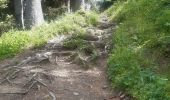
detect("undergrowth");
top-left (77, 10), bottom-right (99, 26)
top-left (0, 0), bottom-right (14, 34)
top-left (107, 0), bottom-right (170, 99)
top-left (0, 11), bottom-right (99, 59)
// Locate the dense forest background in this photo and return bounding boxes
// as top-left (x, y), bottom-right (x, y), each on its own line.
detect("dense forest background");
top-left (0, 0), bottom-right (170, 100)
top-left (0, 0), bottom-right (115, 32)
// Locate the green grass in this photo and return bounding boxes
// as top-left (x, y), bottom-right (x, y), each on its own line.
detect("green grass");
top-left (0, 11), bottom-right (99, 59)
top-left (86, 11), bottom-right (99, 26)
top-left (77, 10), bottom-right (99, 26)
top-left (107, 0), bottom-right (170, 99)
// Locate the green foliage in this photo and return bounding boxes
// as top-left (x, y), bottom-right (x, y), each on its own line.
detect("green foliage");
top-left (109, 0), bottom-right (170, 62)
top-left (106, 0), bottom-right (126, 21)
top-left (44, 6), bottom-right (67, 21)
top-left (0, 0), bottom-right (14, 33)
top-left (64, 38), bottom-right (87, 50)
top-left (86, 11), bottom-right (99, 26)
top-left (77, 11), bottom-right (99, 26)
top-left (43, 0), bottom-right (69, 21)
top-left (0, 15), bottom-right (15, 34)
top-left (0, 0), bottom-right (9, 16)
top-left (107, 0), bottom-right (170, 99)
top-left (0, 31), bottom-right (29, 58)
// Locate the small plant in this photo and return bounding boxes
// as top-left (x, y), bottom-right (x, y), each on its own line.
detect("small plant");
top-left (64, 38), bottom-right (87, 49)
top-left (77, 10), bottom-right (99, 26)
top-left (86, 12), bottom-right (99, 26)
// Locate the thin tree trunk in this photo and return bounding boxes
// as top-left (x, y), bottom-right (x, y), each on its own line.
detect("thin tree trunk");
top-left (67, 0), bottom-right (71, 13)
top-left (70, 0), bottom-right (82, 12)
top-left (14, 0), bottom-right (25, 29)
top-left (24, 0), bottom-right (44, 29)
top-left (81, 0), bottom-right (85, 11)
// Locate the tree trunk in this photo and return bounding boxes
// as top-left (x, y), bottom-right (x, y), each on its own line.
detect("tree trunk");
top-left (70, 0), bottom-right (82, 12)
top-left (81, 0), bottom-right (85, 11)
top-left (14, 0), bottom-right (25, 29)
top-left (67, 0), bottom-right (71, 13)
top-left (24, 0), bottom-right (44, 29)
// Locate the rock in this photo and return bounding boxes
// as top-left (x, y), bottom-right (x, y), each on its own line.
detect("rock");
top-left (95, 30), bottom-right (104, 36)
top-left (46, 35), bottom-right (68, 49)
top-left (47, 35), bottom-right (67, 44)
top-left (86, 28), bottom-right (95, 34)
top-left (0, 86), bottom-right (27, 94)
top-left (97, 22), bottom-right (116, 29)
top-left (83, 34), bottom-right (99, 41)
top-left (73, 92), bottom-right (79, 96)
top-left (102, 85), bottom-right (108, 89)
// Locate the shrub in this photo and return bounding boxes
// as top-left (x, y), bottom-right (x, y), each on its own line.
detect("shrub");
top-left (0, 0), bottom-right (15, 34)
top-left (86, 12), bottom-right (99, 26)
top-left (0, 31), bottom-right (29, 58)
top-left (77, 10), bottom-right (99, 26)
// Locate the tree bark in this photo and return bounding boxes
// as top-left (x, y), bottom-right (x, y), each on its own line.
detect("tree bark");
top-left (24, 0), bottom-right (44, 29)
top-left (14, 0), bottom-right (25, 29)
top-left (67, 0), bottom-right (71, 13)
top-left (70, 0), bottom-right (82, 12)
top-left (81, 0), bottom-right (85, 11)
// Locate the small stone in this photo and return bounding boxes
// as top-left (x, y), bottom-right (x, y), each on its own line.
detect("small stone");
top-left (80, 98), bottom-right (84, 100)
top-left (102, 85), bottom-right (108, 89)
top-left (120, 94), bottom-right (126, 99)
top-left (73, 92), bottom-right (79, 96)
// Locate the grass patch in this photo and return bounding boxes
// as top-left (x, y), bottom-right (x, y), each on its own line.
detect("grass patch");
top-left (0, 11), bottom-right (99, 60)
top-left (77, 10), bottom-right (99, 26)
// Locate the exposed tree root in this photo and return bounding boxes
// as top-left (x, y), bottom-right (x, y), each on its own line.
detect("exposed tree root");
top-left (0, 64), bottom-right (55, 97)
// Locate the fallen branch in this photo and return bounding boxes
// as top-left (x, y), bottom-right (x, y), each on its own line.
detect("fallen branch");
top-left (0, 91), bottom-right (27, 95)
top-left (49, 91), bottom-right (56, 100)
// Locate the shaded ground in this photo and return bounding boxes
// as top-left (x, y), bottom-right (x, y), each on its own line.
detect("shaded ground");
top-left (0, 15), bottom-right (124, 100)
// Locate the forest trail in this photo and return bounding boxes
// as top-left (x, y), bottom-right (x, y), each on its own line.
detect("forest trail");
top-left (0, 15), bottom-right (121, 100)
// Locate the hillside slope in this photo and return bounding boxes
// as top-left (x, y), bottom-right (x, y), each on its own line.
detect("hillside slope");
top-left (107, 0), bottom-right (170, 99)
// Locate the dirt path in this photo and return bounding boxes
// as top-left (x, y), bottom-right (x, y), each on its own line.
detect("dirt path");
top-left (0, 15), bottom-right (120, 100)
